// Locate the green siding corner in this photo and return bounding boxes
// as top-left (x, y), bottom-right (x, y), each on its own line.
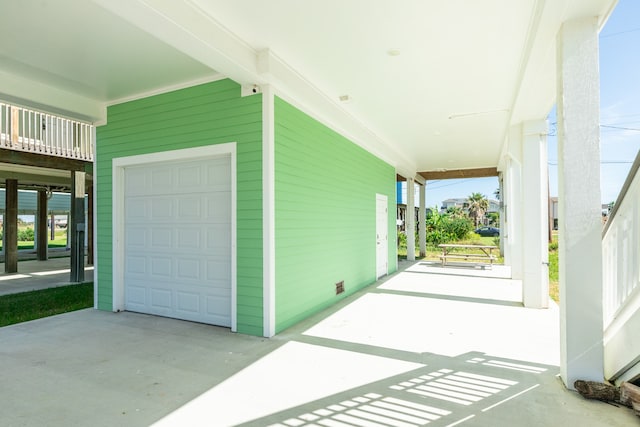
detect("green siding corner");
top-left (96, 79), bottom-right (263, 335)
top-left (274, 97), bottom-right (397, 333)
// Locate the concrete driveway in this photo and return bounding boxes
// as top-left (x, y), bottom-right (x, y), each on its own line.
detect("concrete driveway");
top-left (0, 261), bottom-right (637, 426)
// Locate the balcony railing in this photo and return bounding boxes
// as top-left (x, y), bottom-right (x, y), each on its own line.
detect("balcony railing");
top-left (602, 149), bottom-right (640, 383)
top-left (0, 101), bottom-right (93, 162)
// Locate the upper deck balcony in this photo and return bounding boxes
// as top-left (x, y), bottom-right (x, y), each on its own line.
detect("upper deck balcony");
top-left (0, 101), bottom-right (93, 163)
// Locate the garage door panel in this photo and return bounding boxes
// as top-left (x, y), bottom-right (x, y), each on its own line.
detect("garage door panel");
top-left (150, 227), bottom-right (173, 249)
top-left (176, 291), bottom-right (200, 314)
top-left (150, 256), bottom-right (173, 277)
top-left (150, 198), bottom-right (174, 219)
top-left (126, 256), bottom-right (147, 274)
top-left (207, 161), bottom-right (231, 185)
top-left (126, 285), bottom-right (146, 307)
top-left (124, 153), bottom-right (232, 327)
top-left (125, 168), bottom-right (148, 195)
top-left (126, 228), bottom-right (147, 247)
top-left (126, 199), bottom-right (148, 220)
top-left (206, 296), bottom-right (231, 317)
top-left (177, 228), bottom-right (203, 249)
top-left (177, 164), bottom-right (202, 187)
top-left (176, 258), bottom-right (202, 280)
top-left (151, 169), bottom-right (173, 192)
top-left (207, 259), bottom-right (231, 281)
top-left (207, 192), bottom-right (231, 222)
top-left (206, 225), bottom-right (231, 252)
top-left (150, 288), bottom-right (173, 310)
top-left (178, 197), bottom-right (203, 220)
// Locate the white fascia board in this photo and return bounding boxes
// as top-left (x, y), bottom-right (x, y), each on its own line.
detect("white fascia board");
top-left (106, 74), bottom-right (226, 110)
top-left (0, 69), bottom-right (105, 123)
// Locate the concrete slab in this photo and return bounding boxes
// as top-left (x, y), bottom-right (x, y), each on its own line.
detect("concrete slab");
top-left (0, 256), bottom-right (93, 296)
top-left (0, 260), bottom-right (636, 426)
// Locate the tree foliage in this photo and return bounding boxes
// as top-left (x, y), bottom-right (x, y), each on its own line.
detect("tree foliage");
top-left (425, 207), bottom-right (473, 247)
top-left (467, 192), bottom-right (489, 228)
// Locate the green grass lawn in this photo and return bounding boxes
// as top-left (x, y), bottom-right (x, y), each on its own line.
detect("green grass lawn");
top-left (549, 231), bottom-right (559, 303)
top-left (399, 235), bottom-right (503, 263)
top-left (0, 283), bottom-right (93, 327)
top-left (0, 228), bottom-right (68, 250)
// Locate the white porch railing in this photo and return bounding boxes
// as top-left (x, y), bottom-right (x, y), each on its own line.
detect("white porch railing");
top-left (602, 149), bottom-right (640, 384)
top-left (0, 101), bottom-right (93, 161)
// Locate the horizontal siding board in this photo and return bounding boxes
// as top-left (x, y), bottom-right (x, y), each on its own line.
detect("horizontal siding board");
top-left (96, 79), bottom-right (263, 335)
top-left (274, 97), bottom-right (397, 333)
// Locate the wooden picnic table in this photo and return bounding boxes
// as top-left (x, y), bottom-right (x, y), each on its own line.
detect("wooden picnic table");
top-left (438, 244), bottom-right (498, 268)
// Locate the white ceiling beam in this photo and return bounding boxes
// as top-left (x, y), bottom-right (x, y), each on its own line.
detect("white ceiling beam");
top-left (0, 70), bottom-right (105, 123)
top-left (91, 0), bottom-right (260, 85)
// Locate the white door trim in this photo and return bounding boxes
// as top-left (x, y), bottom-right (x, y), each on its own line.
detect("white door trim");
top-left (376, 193), bottom-right (388, 279)
top-left (112, 143), bottom-right (237, 331)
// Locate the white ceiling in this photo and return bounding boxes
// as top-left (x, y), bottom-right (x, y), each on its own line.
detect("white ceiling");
top-left (0, 0), bottom-right (617, 177)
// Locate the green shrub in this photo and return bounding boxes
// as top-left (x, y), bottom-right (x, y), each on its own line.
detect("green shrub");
top-left (398, 231), bottom-right (407, 249)
top-left (425, 208), bottom-right (474, 248)
top-left (18, 228), bottom-right (34, 242)
top-left (549, 241), bottom-right (558, 251)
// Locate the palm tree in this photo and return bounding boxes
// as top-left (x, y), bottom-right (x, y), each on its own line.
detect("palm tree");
top-left (445, 205), bottom-right (467, 219)
top-left (467, 192), bottom-right (489, 228)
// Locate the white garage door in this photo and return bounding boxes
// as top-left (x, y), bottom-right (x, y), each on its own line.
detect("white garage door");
top-left (123, 155), bottom-right (232, 327)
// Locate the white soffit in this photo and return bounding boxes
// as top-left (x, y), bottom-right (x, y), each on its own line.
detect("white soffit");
top-left (0, 0), bottom-right (619, 173)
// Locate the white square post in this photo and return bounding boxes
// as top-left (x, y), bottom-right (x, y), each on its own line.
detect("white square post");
top-left (521, 120), bottom-right (549, 309)
top-left (557, 17), bottom-right (604, 388)
top-left (406, 178), bottom-right (415, 261)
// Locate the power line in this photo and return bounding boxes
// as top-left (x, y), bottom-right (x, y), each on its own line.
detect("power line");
top-left (548, 161), bottom-right (633, 166)
top-left (600, 124), bottom-right (640, 132)
top-left (428, 178), bottom-right (474, 190)
top-left (600, 27), bottom-right (640, 38)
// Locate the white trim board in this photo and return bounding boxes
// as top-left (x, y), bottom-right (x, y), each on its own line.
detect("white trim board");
top-left (262, 85), bottom-right (276, 337)
top-left (112, 142), bottom-right (237, 331)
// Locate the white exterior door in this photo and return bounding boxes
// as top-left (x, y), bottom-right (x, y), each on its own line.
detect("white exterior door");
top-left (376, 194), bottom-right (388, 279)
top-left (123, 155), bottom-right (232, 326)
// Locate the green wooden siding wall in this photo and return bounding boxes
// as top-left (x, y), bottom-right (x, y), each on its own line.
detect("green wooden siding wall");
top-left (95, 79), bottom-right (264, 336)
top-left (274, 97), bottom-right (397, 333)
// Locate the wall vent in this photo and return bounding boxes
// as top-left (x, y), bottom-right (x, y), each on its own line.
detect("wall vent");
top-left (335, 281), bottom-right (345, 295)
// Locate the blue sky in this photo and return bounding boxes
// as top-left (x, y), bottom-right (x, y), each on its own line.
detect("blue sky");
top-left (426, 0), bottom-right (640, 209)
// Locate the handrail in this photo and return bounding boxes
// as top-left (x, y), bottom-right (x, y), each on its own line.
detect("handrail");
top-left (601, 148), bottom-right (640, 382)
top-left (602, 148), bottom-right (640, 237)
top-left (0, 101), bottom-right (93, 162)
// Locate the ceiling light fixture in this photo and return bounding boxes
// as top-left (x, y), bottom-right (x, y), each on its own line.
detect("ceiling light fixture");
top-left (387, 48), bottom-right (401, 56)
top-left (339, 95), bottom-right (351, 103)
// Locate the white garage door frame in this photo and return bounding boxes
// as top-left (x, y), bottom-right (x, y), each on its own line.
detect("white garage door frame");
top-left (112, 143), bottom-right (237, 332)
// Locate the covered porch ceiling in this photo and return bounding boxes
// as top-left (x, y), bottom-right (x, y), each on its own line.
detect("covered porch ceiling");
top-left (0, 0), bottom-right (617, 178)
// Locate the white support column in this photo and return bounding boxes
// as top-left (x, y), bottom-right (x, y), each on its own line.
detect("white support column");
top-left (498, 172), bottom-right (505, 257)
top-left (406, 178), bottom-right (415, 261)
top-left (419, 182), bottom-right (426, 258)
top-left (521, 120), bottom-right (549, 309)
top-left (506, 126), bottom-right (524, 280)
top-left (557, 17), bottom-right (603, 388)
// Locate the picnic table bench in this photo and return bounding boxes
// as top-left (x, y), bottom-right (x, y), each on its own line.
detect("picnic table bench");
top-left (438, 244), bottom-right (498, 269)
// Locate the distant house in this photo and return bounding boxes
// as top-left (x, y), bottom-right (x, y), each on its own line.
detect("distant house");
top-left (440, 197), bottom-right (500, 225)
top-left (550, 197), bottom-right (610, 230)
top-left (395, 182), bottom-right (419, 232)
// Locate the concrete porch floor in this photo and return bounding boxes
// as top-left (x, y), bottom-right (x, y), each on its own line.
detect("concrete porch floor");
top-left (0, 260), bottom-right (636, 426)
top-left (0, 255), bottom-right (94, 296)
